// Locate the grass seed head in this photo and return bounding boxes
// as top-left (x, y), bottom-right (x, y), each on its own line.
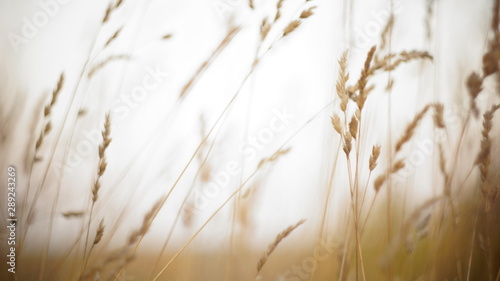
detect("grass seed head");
top-left (283, 20), bottom-right (301, 36)
top-left (369, 145), bottom-right (381, 171)
top-left (256, 219), bottom-right (305, 274)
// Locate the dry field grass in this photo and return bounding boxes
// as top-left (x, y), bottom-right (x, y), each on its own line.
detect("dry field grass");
top-left (0, 0), bottom-right (500, 280)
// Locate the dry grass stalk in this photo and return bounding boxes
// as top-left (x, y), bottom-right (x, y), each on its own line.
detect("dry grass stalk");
top-left (356, 46), bottom-right (377, 110)
top-left (331, 114), bottom-right (342, 135)
top-left (103, 0), bottom-right (123, 23)
top-left (424, 0), bottom-right (435, 41)
top-left (283, 5), bottom-right (316, 37)
top-left (88, 54), bottom-right (130, 78)
top-left (370, 51), bottom-right (432, 76)
top-left (369, 145), bottom-right (381, 171)
top-left (482, 49), bottom-right (500, 77)
top-left (385, 77), bottom-right (394, 91)
top-left (382, 51), bottom-right (433, 72)
top-left (103, 3), bottom-right (113, 23)
top-left (349, 116), bottom-right (358, 139)
top-left (283, 20), bottom-right (301, 36)
top-left (346, 49), bottom-right (431, 97)
top-left (260, 19), bottom-right (271, 41)
top-left (466, 72), bottom-right (484, 116)
top-left (81, 249), bottom-right (133, 281)
top-left (45, 73), bottom-right (64, 115)
top-left (182, 201), bottom-right (195, 227)
top-left (78, 108), bottom-right (88, 117)
top-left (343, 131), bottom-right (353, 156)
top-left (82, 113), bottom-right (112, 274)
top-left (35, 73), bottom-right (64, 151)
top-left (128, 198), bottom-right (163, 246)
top-left (433, 103), bottom-right (445, 129)
top-left (92, 113), bottom-right (112, 203)
top-left (256, 219), bottom-right (305, 274)
top-left (62, 211), bottom-right (85, 218)
top-left (395, 104), bottom-right (431, 153)
top-left (274, 0), bottom-right (285, 22)
top-left (93, 220), bottom-right (105, 246)
top-left (107, 199), bottom-right (164, 281)
top-left (104, 27), bottom-right (123, 48)
top-left (179, 26), bottom-right (241, 99)
top-left (476, 104), bottom-right (500, 198)
top-left (197, 114), bottom-right (212, 183)
top-left (162, 33), bottom-right (172, 40)
top-left (116, 195), bottom-right (185, 281)
top-left (249, 0), bottom-right (254, 9)
top-left (486, 1), bottom-right (500, 47)
top-left (115, 0), bottom-right (123, 9)
top-left (391, 159), bottom-right (405, 174)
top-left (300, 7), bottom-right (316, 19)
top-left (438, 143), bottom-right (450, 195)
top-left (374, 104), bottom-right (436, 192)
top-left (336, 50), bottom-right (350, 112)
top-left (379, 14), bottom-right (394, 52)
top-left (257, 147), bottom-right (291, 168)
top-left (373, 174), bottom-right (387, 192)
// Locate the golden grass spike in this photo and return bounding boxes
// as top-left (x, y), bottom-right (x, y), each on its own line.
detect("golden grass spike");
top-left (62, 211), bottom-right (85, 218)
top-left (36, 73), bottom-right (64, 151)
top-left (115, 0), bottom-right (123, 9)
top-left (104, 27), bottom-right (122, 48)
top-left (93, 220), bottom-right (105, 245)
top-left (102, 3), bottom-right (113, 23)
top-left (391, 159), bottom-right (405, 174)
top-left (277, 0), bottom-right (284, 9)
top-left (92, 113), bottom-right (112, 203)
top-left (179, 26), bottom-right (241, 99)
top-left (466, 72), bottom-right (483, 116)
top-left (331, 114), bottom-right (342, 135)
top-left (336, 50), bottom-right (349, 96)
top-left (256, 219), bottom-right (305, 274)
top-left (482, 50), bottom-right (500, 77)
top-left (370, 50), bottom-right (432, 76)
top-left (336, 50), bottom-right (350, 112)
top-left (49, 73), bottom-right (64, 109)
top-left (300, 7), bottom-right (316, 19)
top-left (87, 54), bottom-right (130, 78)
top-left (283, 20), bottom-right (301, 36)
top-left (369, 145), bottom-right (381, 171)
top-left (343, 131), bottom-right (353, 156)
top-left (257, 147), bottom-right (291, 169)
top-left (475, 104), bottom-right (500, 186)
top-left (91, 180), bottom-right (101, 203)
top-left (438, 143), bottom-right (450, 192)
top-left (424, 0), bottom-right (434, 41)
top-left (395, 105), bottom-right (431, 153)
top-left (356, 46), bottom-right (377, 110)
top-left (349, 116), bottom-right (358, 140)
top-left (380, 14), bottom-right (395, 52)
top-left (274, 0), bottom-right (285, 21)
top-left (386, 50), bottom-right (433, 71)
top-left (43, 122), bottom-right (52, 134)
top-left (260, 18), bottom-right (271, 41)
top-left (433, 103), bottom-right (445, 129)
top-left (373, 175), bottom-right (386, 192)
top-left (128, 198), bottom-right (163, 246)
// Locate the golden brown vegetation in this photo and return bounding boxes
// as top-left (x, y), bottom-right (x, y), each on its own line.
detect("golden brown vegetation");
top-left (1, 0), bottom-right (500, 281)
